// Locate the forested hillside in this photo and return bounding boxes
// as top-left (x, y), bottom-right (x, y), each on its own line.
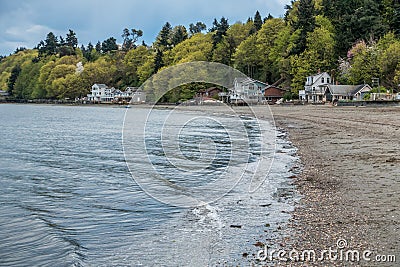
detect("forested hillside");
top-left (1, 0), bottom-right (400, 102)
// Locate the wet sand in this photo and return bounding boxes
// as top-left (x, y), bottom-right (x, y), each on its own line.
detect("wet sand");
top-left (270, 105), bottom-right (400, 266)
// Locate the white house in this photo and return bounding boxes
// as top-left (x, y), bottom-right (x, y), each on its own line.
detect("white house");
top-left (87, 84), bottom-right (116, 102)
top-left (301, 72), bottom-right (333, 102)
top-left (229, 77), bottom-right (267, 105)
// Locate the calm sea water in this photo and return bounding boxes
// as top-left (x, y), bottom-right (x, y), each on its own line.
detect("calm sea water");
top-left (0, 104), bottom-right (297, 266)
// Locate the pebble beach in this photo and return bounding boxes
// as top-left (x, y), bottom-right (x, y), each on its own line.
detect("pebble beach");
top-left (270, 105), bottom-right (400, 266)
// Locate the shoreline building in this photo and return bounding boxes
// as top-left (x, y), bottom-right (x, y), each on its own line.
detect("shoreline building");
top-left (299, 72), bottom-right (372, 102)
top-left (229, 77), bottom-right (267, 105)
top-left (87, 84), bottom-right (146, 103)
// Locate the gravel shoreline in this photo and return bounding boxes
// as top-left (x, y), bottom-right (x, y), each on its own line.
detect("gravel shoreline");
top-left (269, 105), bottom-right (400, 266)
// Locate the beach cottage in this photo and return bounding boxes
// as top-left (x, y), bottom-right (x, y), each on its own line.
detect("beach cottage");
top-left (264, 85), bottom-right (286, 103)
top-left (322, 84), bottom-right (372, 101)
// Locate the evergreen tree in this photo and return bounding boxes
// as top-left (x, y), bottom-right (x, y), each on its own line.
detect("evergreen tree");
top-left (154, 49), bottom-right (164, 73)
top-left (323, 0), bottom-right (388, 56)
top-left (14, 47), bottom-right (27, 54)
top-left (66, 29), bottom-right (78, 48)
top-left (95, 41), bottom-right (102, 52)
top-left (292, 0), bottom-right (316, 54)
top-left (7, 65), bottom-right (21, 96)
top-left (44, 32), bottom-right (59, 55)
top-left (391, 0), bottom-right (400, 35)
top-left (156, 22), bottom-right (172, 51)
top-left (87, 42), bottom-right (94, 51)
top-left (254, 11), bottom-right (263, 31)
top-left (170, 25), bottom-right (188, 47)
top-left (101, 37), bottom-right (118, 53)
top-left (210, 17), bottom-right (229, 47)
top-left (59, 36), bottom-right (66, 46)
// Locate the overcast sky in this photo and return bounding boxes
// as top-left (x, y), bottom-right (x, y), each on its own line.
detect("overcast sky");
top-left (0, 0), bottom-right (290, 56)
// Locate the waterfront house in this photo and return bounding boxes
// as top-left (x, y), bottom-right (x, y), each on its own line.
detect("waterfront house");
top-left (87, 84), bottom-right (146, 103)
top-left (300, 71), bottom-right (333, 102)
top-left (229, 77), bottom-right (267, 105)
top-left (87, 84), bottom-right (116, 102)
top-left (264, 85), bottom-right (286, 103)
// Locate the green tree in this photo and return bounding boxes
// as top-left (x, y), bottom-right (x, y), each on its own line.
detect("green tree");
top-left (346, 41), bottom-right (380, 85)
top-left (14, 60), bottom-right (45, 99)
top-left (46, 64), bottom-right (76, 98)
top-left (121, 28), bottom-right (143, 51)
top-left (233, 34), bottom-right (262, 79)
top-left (123, 45), bottom-right (151, 86)
top-left (289, 15), bottom-right (336, 92)
top-left (168, 33), bottom-right (213, 64)
top-left (137, 54), bottom-right (156, 84)
top-left (377, 33), bottom-right (400, 88)
top-left (80, 57), bottom-right (117, 89)
top-left (256, 18), bottom-right (287, 83)
top-left (7, 65), bottom-right (21, 96)
top-left (189, 22), bottom-right (206, 35)
top-left (211, 21), bottom-right (254, 65)
top-left (101, 37), bottom-right (118, 53)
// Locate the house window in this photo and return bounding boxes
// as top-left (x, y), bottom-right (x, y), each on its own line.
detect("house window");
top-left (249, 84), bottom-right (254, 90)
top-left (321, 77), bottom-right (324, 83)
top-left (327, 78), bottom-right (330, 84)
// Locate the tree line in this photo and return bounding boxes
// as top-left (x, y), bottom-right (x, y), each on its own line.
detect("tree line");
top-left (1, 0), bottom-right (400, 102)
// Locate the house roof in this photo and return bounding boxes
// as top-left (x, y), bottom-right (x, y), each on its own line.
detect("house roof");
top-left (264, 85), bottom-right (286, 91)
top-left (305, 72), bottom-right (330, 86)
top-left (235, 77), bottom-right (268, 87)
top-left (325, 84), bottom-right (371, 96)
top-left (235, 77), bottom-right (252, 83)
top-left (93, 83), bottom-right (107, 88)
